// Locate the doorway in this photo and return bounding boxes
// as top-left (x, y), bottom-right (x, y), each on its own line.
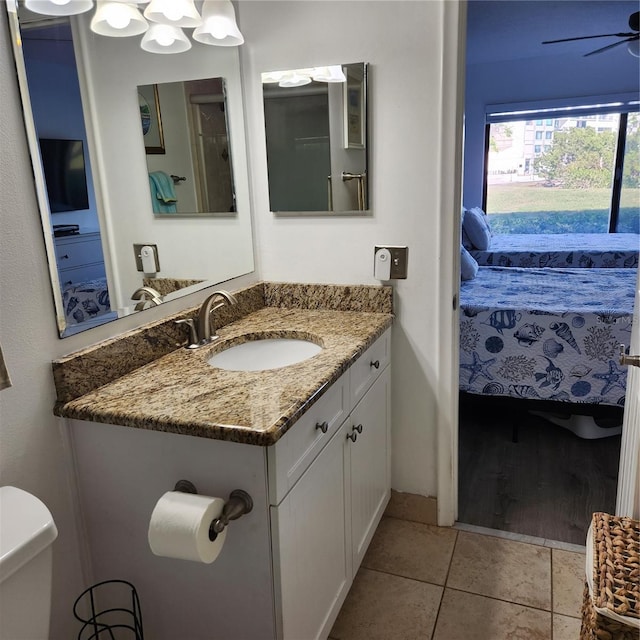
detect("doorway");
top-left (437, 0), bottom-right (640, 539)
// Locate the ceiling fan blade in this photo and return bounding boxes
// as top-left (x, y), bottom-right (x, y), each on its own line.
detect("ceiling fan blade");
top-left (542, 31), bottom-right (636, 44)
top-left (584, 36), bottom-right (638, 57)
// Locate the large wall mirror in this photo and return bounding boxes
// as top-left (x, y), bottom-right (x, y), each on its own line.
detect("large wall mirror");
top-left (6, 3), bottom-right (255, 338)
top-left (262, 62), bottom-right (369, 214)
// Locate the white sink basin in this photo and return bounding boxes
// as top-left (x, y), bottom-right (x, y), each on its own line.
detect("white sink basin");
top-left (207, 337), bottom-right (322, 371)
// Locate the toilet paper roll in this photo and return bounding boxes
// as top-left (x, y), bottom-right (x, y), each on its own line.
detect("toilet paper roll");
top-left (148, 491), bottom-right (227, 563)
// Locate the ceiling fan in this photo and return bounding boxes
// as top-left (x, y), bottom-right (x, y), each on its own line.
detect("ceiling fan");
top-left (542, 10), bottom-right (639, 57)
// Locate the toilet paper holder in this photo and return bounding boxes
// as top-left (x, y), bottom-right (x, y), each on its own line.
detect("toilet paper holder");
top-left (174, 480), bottom-right (253, 541)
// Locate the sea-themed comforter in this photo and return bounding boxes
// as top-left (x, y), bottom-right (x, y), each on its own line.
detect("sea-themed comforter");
top-left (470, 233), bottom-right (639, 269)
top-left (62, 278), bottom-right (111, 325)
top-left (459, 267), bottom-right (636, 407)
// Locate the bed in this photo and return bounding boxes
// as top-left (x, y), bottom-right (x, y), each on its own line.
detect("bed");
top-left (62, 277), bottom-right (112, 326)
top-left (469, 233), bottom-right (639, 269)
top-left (459, 266), bottom-right (636, 408)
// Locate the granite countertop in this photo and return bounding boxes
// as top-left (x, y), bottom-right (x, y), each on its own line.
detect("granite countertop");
top-left (56, 306), bottom-right (392, 446)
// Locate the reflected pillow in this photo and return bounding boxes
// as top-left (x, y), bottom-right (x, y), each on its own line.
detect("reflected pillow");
top-left (462, 228), bottom-right (473, 250)
top-left (461, 245), bottom-right (479, 281)
top-left (463, 207), bottom-right (491, 250)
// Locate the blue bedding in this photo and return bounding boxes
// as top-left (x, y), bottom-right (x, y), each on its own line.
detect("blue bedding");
top-left (63, 278), bottom-right (111, 326)
top-left (470, 233), bottom-right (639, 269)
top-left (459, 267), bottom-right (636, 407)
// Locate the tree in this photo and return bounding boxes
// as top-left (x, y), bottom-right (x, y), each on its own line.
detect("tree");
top-left (534, 127), bottom-right (617, 188)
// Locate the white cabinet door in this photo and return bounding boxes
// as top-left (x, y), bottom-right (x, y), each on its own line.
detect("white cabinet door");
top-left (271, 422), bottom-right (350, 640)
top-left (346, 366), bottom-right (391, 572)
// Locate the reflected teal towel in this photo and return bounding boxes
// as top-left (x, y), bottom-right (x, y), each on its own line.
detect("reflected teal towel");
top-left (149, 171), bottom-right (177, 214)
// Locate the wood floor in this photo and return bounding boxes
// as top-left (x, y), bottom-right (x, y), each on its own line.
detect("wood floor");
top-left (457, 396), bottom-right (621, 545)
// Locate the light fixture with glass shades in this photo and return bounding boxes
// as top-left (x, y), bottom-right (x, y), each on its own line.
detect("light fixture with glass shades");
top-left (19, 0), bottom-right (244, 53)
top-left (261, 65), bottom-right (347, 88)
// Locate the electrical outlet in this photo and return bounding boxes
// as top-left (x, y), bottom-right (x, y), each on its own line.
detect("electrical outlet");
top-left (133, 243), bottom-right (160, 272)
top-left (374, 246), bottom-right (408, 279)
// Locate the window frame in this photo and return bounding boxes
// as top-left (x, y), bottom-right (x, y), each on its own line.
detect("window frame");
top-left (482, 94), bottom-right (639, 233)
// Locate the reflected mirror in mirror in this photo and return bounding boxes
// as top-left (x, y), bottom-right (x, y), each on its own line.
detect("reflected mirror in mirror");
top-left (139, 78), bottom-right (237, 216)
top-left (6, 2), bottom-right (255, 338)
top-left (262, 63), bottom-right (368, 214)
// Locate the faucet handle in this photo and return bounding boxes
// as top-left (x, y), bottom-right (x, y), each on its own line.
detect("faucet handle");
top-left (175, 318), bottom-right (199, 348)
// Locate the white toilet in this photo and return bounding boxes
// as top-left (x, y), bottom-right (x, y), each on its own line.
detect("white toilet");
top-left (0, 486), bottom-right (58, 640)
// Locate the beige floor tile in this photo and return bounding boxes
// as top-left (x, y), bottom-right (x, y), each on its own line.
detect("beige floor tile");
top-left (447, 530), bottom-right (551, 610)
top-left (432, 589), bottom-right (551, 640)
top-left (361, 517), bottom-right (458, 585)
top-left (553, 614), bottom-right (582, 640)
top-left (552, 549), bottom-right (586, 617)
top-left (385, 490), bottom-right (438, 525)
top-left (329, 568), bottom-right (443, 640)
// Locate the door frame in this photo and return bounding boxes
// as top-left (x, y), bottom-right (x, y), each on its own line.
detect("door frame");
top-left (436, 0), bottom-right (639, 527)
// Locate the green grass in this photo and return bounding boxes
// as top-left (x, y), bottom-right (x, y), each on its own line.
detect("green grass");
top-left (485, 184), bottom-right (639, 234)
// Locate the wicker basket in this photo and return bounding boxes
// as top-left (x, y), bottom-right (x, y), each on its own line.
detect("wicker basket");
top-left (580, 512), bottom-right (639, 640)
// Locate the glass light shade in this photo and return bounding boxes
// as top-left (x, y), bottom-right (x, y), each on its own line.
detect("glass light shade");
top-left (192, 0), bottom-right (244, 47)
top-left (261, 71), bottom-right (287, 84)
top-left (141, 23), bottom-right (191, 53)
top-left (91, 1), bottom-right (148, 37)
top-left (144, 0), bottom-right (202, 28)
top-left (312, 65), bottom-right (347, 83)
top-left (278, 72), bottom-right (311, 88)
top-left (627, 39), bottom-right (640, 58)
top-left (24, 0), bottom-right (93, 16)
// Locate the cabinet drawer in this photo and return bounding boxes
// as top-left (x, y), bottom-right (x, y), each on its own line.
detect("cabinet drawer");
top-left (350, 328), bottom-right (390, 408)
top-left (59, 263), bottom-right (106, 289)
top-left (268, 374), bottom-right (349, 506)
top-left (55, 235), bottom-right (104, 270)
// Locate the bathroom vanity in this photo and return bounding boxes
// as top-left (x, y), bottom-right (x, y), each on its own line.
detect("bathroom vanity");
top-left (56, 282), bottom-right (392, 639)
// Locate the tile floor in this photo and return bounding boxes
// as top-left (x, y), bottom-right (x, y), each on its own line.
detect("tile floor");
top-left (329, 517), bottom-right (586, 640)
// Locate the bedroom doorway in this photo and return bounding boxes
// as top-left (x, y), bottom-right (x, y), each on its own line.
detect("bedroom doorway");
top-left (442, 0), bottom-right (640, 544)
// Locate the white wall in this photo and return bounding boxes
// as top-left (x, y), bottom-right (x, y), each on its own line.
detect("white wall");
top-left (239, 0), bottom-right (461, 498)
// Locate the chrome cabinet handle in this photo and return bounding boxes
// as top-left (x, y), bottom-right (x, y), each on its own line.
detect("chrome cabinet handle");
top-left (620, 344), bottom-right (640, 369)
top-left (370, 360), bottom-right (380, 369)
top-left (316, 421), bottom-right (329, 434)
top-left (353, 424), bottom-right (363, 434)
top-left (346, 432), bottom-right (358, 442)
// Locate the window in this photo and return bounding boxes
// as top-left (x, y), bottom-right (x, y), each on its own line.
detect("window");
top-left (484, 101), bottom-right (639, 234)
top-left (545, 119), bottom-right (553, 126)
top-left (535, 119), bottom-right (543, 125)
top-left (619, 113), bottom-right (640, 233)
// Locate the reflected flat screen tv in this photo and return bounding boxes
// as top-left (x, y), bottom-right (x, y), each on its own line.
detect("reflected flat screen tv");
top-left (38, 138), bottom-right (90, 213)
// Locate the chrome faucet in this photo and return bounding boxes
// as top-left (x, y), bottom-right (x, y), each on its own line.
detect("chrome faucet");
top-left (197, 290), bottom-right (237, 344)
top-left (131, 286), bottom-right (163, 311)
top-left (176, 289), bottom-right (238, 348)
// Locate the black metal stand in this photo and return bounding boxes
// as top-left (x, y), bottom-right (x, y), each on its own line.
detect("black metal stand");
top-left (73, 579), bottom-right (144, 640)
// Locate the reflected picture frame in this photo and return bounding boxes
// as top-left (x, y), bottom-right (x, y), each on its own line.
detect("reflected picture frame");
top-left (343, 64), bottom-right (366, 150)
top-left (138, 84), bottom-right (165, 154)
